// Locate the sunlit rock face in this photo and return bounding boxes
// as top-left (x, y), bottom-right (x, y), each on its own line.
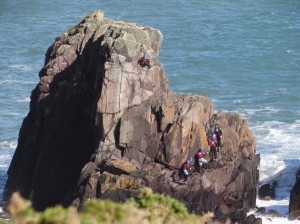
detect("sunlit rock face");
top-left (4, 11), bottom-right (259, 223)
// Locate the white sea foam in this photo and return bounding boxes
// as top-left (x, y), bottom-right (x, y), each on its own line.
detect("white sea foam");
top-left (0, 163), bottom-right (10, 168)
top-left (0, 79), bottom-right (36, 85)
top-left (233, 99), bottom-right (243, 104)
top-left (228, 107), bottom-right (300, 222)
top-left (255, 120), bottom-right (300, 151)
top-left (0, 80), bottom-right (12, 84)
top-left (250, 198), bottom-right (300, 224)
top-left (286, 49), bottom-right (294, 54)
top-left (278, 88), bottom-right (287, 93)
top-left (0, 141), bottom-right (17, 149)
top-left (250, 117), bottom-right (300, 223)
top-left (16, 97), bottom-right (30, 103)
top-left (0, 155), bottom-right (13, 170)
top-left (15, 50), bottom-right (28, 55)
top-left (239, 107), bottom-right (281, 117)
top-left (8, 64), bottom-right (32, 71)
top-left (255, 119), bottom-right (300, 179)
top-left (6, 112), bottom-right (22, 117)
top-left (249, 159), bottom-right (300, 223)
top-left (249, 197), bottom-right (300, 224)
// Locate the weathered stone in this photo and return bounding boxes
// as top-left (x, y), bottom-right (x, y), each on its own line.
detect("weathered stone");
top-left (99, 171), bottom-right (144, 196)
top-left (3, 10), bottom-right (259, 223)
top-left (230, 209), bottom-right (247, 223)
top-left (258, 181), bottom-right (276, 199)
top-left (105, 157), bottom-right (138, 175)
top-left (73, 171), bottom-right (101, 208)
top-left (244, 214), bottom-right (256, 224)
top-left (267, 209), bottom-right (281, 217)
top-left (255, 207), bottom-right (266, 215)
top-left (253, 218), bottom-right (263, 224)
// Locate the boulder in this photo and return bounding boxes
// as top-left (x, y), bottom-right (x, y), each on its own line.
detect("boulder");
top-left (244, 214), bottom-right (256, 224)
top-left (253, 218), bottom-right (262, 224)
top-left (258, 181), bottom-right (277, 199)
top-left (104, 156), bottom-right (138, 175)
top-left (266, 209), bottom-right (281, 217)
top-left (255, 207), bottom-right (266, 216)
top-left (3, 10), bottom-right (260, 223)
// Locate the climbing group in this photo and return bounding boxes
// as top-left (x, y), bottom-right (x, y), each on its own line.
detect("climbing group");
top-left (208, 124), bottom-right (223, 161)
top-left (179, 124), bottom-right (223, 183)
top-left (180, 149), bottom-right (208, 182)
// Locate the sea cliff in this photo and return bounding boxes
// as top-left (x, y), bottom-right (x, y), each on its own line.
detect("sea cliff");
top-left (4, 11), bottom-right (260, 223)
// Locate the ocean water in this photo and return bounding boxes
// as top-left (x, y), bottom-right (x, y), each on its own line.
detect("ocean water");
top-left (0, 0), bottom-right (299, 223)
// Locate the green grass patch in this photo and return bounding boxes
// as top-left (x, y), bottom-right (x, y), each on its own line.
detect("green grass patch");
top-left (6, 188), bottom-right (214, 224)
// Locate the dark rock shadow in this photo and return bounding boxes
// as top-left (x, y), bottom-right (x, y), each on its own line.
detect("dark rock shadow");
top-left (3, 30), bottom-right (109, 210)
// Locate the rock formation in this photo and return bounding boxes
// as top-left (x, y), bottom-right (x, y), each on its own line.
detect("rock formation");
top-left (3, 10), bottom-right (260, 222)
top-left (288, 169), bottom-right (300, 220)
top-left (258, 181), bottom-right (277, 200)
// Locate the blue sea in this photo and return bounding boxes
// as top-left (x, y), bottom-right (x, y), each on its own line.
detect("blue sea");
top-left (0, 1), bottom-right (299, 223)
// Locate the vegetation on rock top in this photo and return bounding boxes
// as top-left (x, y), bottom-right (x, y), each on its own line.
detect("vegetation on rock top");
top-left (2, 188), bottom-right (215, 224)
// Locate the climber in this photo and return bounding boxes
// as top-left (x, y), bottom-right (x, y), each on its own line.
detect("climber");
top-left (138, 53), bottom-right (151, 68)
top-left (208, 127), bottom-right (217, 148)
top-left (196, 147), bottom-right (208, 171)
top-left (209, 134), bottom-right (218, 161)
top-left (215, 124), bottom-right (223, 152)
top-left (209, 128), bottom-right (217, 140)
top-left (182, 157), bottom-right (193, 181)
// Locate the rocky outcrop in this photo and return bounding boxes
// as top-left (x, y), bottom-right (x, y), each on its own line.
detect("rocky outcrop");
top-left (3, 10), bottom-right (259, 223)
top-left (258, 181), bottom-right (277, 200)
top-left (288, 169), bottom-right (300, 220)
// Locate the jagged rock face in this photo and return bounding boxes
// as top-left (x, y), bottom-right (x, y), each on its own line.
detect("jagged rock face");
top-left (288, 169), bottom-right (300, 220)
top-left (4, 10), bottom-right (167, 210)
top-left (116, 94), bottom-right (213, 168)
top-left (4, 10), bottom-right (259, 222)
